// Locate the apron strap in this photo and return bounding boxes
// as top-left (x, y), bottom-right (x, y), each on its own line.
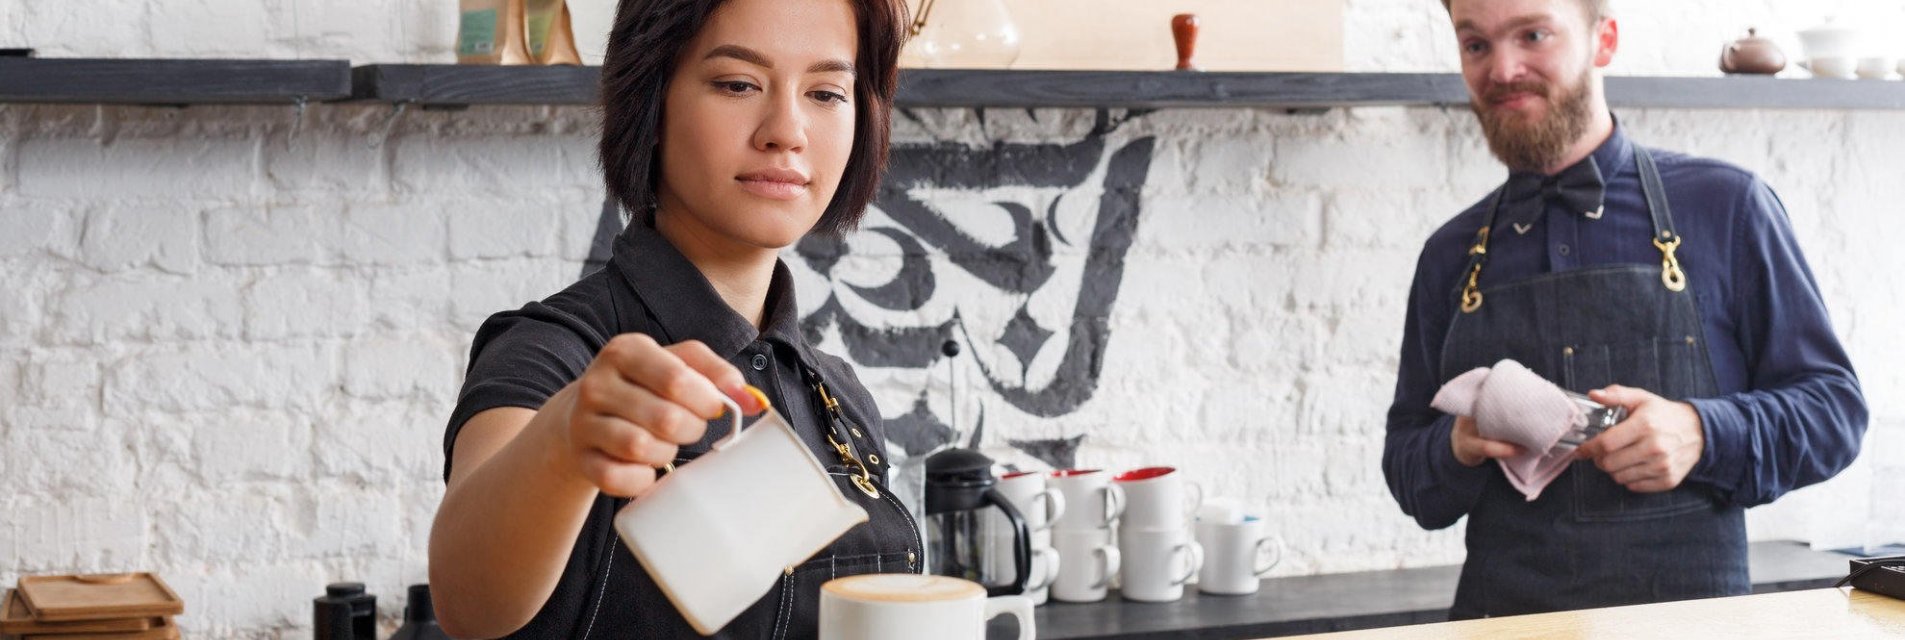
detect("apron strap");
top-left (1635, 148), bottom-right (1688, 292)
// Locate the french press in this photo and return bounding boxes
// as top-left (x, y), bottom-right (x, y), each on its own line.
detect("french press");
top-left (924, 448), bottom-right (1033, 596)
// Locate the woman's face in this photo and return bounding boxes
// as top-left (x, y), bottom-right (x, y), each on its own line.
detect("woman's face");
top-left (655, 0), bottom-right (860, 253)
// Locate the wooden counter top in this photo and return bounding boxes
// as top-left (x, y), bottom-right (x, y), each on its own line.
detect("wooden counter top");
top-left (1284, 588), bottom-right (1905, 639)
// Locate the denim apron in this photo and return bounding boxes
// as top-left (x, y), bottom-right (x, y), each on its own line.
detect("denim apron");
top-left (1440, 148), bottom-right (1747, 619)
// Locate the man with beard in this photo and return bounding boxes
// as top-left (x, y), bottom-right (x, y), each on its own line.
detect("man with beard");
top-left (1382, 0), bottom-right (1867, 619)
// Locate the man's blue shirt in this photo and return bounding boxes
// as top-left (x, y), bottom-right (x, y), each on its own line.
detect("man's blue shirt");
top-left (1383, 123), bottom-right (1868, 529)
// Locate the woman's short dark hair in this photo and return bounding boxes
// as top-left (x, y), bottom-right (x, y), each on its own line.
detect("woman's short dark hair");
top-left (598, 0), bottom-right (908, 238)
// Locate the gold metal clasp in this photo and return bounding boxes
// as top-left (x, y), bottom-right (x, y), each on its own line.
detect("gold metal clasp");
top-left (828, 433), bottom-right (881, 499)
top-left (1460, 227), bottom-right (1490, 313)
top-left (1653, 236), bottom-right (1687, 292)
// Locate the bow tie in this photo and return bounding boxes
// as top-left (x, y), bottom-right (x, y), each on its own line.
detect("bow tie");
top-left (1501, 157), bottom-right (1605, 231)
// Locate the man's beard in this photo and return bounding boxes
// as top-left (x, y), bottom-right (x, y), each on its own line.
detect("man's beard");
top-left (1472, 67), bottom-right (1595, 172)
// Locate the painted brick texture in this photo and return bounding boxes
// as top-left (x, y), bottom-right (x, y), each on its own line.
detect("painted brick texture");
top-left (4, 1), bottom-right (1905, 637)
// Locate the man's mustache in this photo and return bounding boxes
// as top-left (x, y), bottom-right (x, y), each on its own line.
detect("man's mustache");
top-left (1481, 80), bottom-right (1551, 106)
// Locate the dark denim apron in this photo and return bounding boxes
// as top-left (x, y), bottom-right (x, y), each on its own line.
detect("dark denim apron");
top-left (1440, 148), bottom-right (1747, 619)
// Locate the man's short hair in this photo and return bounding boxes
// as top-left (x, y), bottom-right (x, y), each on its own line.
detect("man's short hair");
top-left (1440, 0), bottom-right (1610, 23)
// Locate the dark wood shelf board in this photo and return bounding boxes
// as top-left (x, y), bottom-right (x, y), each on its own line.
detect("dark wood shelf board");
top-left (898, 70), bottom-right (1472, 109)
top-left (0, 58), bottom-right (351, 105)
top-left (350, 63), bottom-right (599, 106)
top-left (10, 61), bottom-right (1905, 111)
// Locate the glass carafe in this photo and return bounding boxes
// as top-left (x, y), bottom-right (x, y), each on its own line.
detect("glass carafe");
top-left (923, 448), bottom-right (1032, 596)
top-left (907, 0), bottom-right (1021, 68)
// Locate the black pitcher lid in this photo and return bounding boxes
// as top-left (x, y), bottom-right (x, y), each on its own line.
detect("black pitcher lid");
top-left (925, 448), bottom-right (994, 478)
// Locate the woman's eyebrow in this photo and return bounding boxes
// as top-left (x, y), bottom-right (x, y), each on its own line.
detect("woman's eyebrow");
top-left (703, 44), bottom-right (855, 75)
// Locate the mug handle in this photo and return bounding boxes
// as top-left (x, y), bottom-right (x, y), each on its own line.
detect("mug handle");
top-left (709, 387), bottom-right (766, 450)
top-left (1102, 483), bottom-right (1126, 527)
top-left (1253, 534), bottom-right (1286, 577)
top-left (1027, 547), bottom-right (1060, 590)
top-left (1172, 541), bottom-right (1204, 586)
top-left (1093, 545), bottom-right (1122, 589)
top-left (983, 595), bottom-right (1037, 640)
top-left (1037, 488), bottom-right (1067, 532)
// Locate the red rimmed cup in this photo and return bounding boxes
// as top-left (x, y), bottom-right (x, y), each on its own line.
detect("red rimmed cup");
top-left (1113, 466), bottom-right (1203, 530)
top-left (1047, 469), bottom-right (1124, 531)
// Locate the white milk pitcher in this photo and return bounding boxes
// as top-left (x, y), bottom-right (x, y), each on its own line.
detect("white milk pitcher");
top-left (614, 388), bottom-right (870, 635)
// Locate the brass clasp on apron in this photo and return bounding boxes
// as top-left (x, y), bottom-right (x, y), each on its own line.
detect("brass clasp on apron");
top-left (1654, 235), bottom-right (1688, 292)
top-left (1461, 227), bottom-right (1490, 313)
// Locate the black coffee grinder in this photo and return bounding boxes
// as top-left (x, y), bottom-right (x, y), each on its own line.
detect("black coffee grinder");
top-left (923, 447), bottom-right (1033, 596)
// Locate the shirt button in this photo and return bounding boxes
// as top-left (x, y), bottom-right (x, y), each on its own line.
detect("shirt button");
top-left (751, 353), bottom-right (769, 371)
top-left (1558, 244), bottom-right (1571, 256)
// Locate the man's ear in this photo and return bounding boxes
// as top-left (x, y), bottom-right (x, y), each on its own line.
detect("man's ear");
top-left (1592, 16), bottom-right (1619, 67)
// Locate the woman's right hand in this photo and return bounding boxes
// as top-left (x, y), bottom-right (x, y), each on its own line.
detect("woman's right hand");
top-left (550, 334), bottom-right (763, 497)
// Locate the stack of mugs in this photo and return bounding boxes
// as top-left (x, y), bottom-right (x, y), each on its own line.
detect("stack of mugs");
top-left (1046, 469), bottom-right (1125, 602)
top-left (985, 471), bottom-right (1066, 604)
top-left (1112, 467), bottom-right (1205, 602)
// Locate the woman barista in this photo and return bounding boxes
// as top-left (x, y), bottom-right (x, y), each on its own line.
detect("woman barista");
top-left (428, 0), bottom-right (917, 636)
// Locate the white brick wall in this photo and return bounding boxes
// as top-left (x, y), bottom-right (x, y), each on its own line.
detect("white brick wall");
top-left (3, 1), bottom-right (1904, 637)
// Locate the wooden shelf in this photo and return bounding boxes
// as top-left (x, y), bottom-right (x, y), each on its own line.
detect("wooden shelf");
top-left (346, 65), bottom-right (1905, 111)
top-left (349, 63), bottom-right (598, 106)
top-left (8, 60), bottom-right (1905, 111)
top-left (0, 58), bottom-right (351, 105)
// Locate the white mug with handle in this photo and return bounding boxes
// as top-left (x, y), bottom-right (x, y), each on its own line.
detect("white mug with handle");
top-left (819, 574), bottom-right (1034, 640)
top-left (1196, 515), bottom-right (1285, 596)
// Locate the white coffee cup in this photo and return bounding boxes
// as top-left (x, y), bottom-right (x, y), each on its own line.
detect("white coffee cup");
top-left (997, 470), bottom-right (1066, 531)
top-left (1050, 527), bottom-right (1121, 603)
top-left (1117, 527), bottom-right (1204, 603)
top-left (1195, 516), bottom-right (1285, 596)
top-left (1050, 469), bottom-right (1124, 531)
top-left (819, 573), bottom-right (1034, 640)
top-left (1114, 466), bottom-right (1203, 530)
top-left (615, 394), bottom-right (869, 634)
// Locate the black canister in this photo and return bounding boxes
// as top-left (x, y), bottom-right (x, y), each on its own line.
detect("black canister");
top-left (389, 584), bottom-right (451, 640)
top-left (313, 582), bottom-right (376, 640)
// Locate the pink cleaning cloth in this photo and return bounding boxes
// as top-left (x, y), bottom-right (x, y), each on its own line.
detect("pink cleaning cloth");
top-left (1430, 359), bottom-right (1581, 501)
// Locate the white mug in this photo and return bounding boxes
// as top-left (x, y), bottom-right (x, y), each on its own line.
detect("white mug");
top-left (981, 523), bottom-right (1061, 603)
top-left (615, 393), bottom-right (870, 634)
top-left (1050, 469), bottom-right (1124, 531)
top-left (819, 574), bottom-right (1034, 640)
top-left (983, 470), bottom-right (1066, 588)
top-left (1196, 516), bottom-right (1285, 596)
top-left (1117, 527), bottom-right (1203, 603)
top-left (1050, 527), bottom-right (1121, 603)
top-left (1114, 466), bottom-right (1203, 530)
top-left (997, 470), bottom-right (1066, 531)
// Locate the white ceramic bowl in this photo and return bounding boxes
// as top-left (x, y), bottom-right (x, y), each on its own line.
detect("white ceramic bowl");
top-left (1856, 57), bottom-right (1894, 80)
top-left (1797, 18), bottom-right (1864, 61)
top-left (1804, 56), bottom-right (1859, 79)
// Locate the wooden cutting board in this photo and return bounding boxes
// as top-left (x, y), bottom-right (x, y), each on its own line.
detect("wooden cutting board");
top-left (0, 590), bottom-right (155, 634)
top-left (21, 615), bottom-right (178, 640)
top-left (15, 574), bottom-right (183, 622)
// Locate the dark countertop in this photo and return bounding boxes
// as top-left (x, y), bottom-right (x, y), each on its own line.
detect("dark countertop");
top-left (988, 540), bottom-right (1850, 640)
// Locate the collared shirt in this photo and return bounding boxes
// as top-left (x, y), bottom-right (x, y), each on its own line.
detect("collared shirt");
top-left (1383, 123), bottom-right (1867, 529)
top-left (443, 218), bottom-right (914, 637)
